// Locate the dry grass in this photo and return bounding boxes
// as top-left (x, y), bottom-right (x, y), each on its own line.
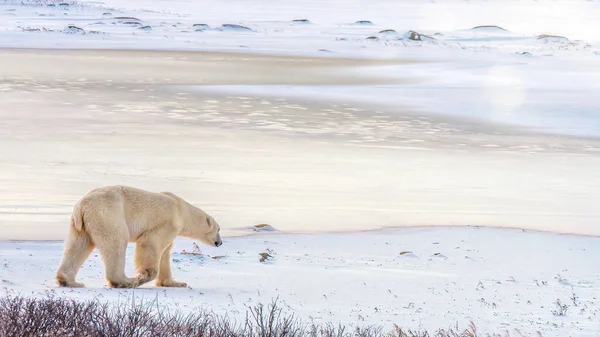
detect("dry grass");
top-left (259, 252), bottom-right (273, 262)
top-left (0, 294), bottom-right (532, 337)
top-left (536, 34), bottom-right (568, 40)
top-left (180, 242), bottom-right (203, 256)
top-left (405, 31), bottom-right (436, 42)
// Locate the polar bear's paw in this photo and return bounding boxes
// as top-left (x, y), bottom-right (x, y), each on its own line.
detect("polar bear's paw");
top-left (55, 273), bottom-right (86, 288)
top-left (107, 276), bottom-right (137, 288)
top-left (57, 279), bottom-right (85, 288)
top-left (156, 279), bottom-right (188, 287)
top-left (107, 280), bottom-right (134, 288)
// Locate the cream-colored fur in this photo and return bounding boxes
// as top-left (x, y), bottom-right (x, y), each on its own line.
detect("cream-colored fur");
top-left (55, 185), bottom-right (222, 288)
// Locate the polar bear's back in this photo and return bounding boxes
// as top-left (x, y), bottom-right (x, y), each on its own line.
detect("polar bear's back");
top-left (77, 185), bottom-right (180, 242)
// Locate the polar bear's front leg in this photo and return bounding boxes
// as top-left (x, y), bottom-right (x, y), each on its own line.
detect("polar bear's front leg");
top-left (156, 243), bottom-right (187, 287)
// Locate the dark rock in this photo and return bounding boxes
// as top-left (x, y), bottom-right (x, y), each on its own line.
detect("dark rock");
top-left (192, 23), bottom-right (210, 31)
top-left (472, 25), bottom-right (508, 31)
top-left (404, 30), bottom-right (436, 41)
top-left (378, 29), bottom-right (397, 35)
top-left (219, 24), bottom-right (253, 31)
top-left (64, 25), bottom-right (85, 34)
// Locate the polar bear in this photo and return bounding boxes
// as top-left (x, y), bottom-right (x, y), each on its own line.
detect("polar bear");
top-left (55, 185), bottom-right (222, 288)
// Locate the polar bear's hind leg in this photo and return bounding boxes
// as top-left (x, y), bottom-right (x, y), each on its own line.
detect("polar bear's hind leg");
top-left (55, 228), bottom-right (95, 287)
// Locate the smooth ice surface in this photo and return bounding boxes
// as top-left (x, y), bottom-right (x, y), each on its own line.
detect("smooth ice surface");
top-left (1, 48), bottom-right (600, 240)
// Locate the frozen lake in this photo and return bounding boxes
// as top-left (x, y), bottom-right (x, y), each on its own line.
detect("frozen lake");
top-left (1, 49), bottom-right (600, 240)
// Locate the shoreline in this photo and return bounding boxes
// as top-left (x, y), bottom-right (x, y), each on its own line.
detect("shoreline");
top-left (0, 47), bottom-right (416, 87)
top-left (0, 46), bottom-right (426, 62)
top-left (3, 223), bottom-right (600, 244)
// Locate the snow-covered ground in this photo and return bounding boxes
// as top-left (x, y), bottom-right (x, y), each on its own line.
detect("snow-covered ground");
top-left (1, 0), bottom-right (600, 335)
top-left (2, 0), bottom-right (599, 53)
top-left (2, 226), bottom-right (600, 336)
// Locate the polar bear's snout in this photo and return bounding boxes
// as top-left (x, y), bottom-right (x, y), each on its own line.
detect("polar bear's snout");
top-left (206, 215), bottom-right (222, 247)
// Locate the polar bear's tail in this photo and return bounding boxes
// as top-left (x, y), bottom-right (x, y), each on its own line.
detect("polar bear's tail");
top-left (71, 202), bottom-right (84, 231)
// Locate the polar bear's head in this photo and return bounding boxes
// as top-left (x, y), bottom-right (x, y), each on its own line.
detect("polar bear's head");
top-left (202, 214), bottom-right (222, 247)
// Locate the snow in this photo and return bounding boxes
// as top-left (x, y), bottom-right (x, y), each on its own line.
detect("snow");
top-left (1, 0), bottom-right (599, 55)
top-left (1, 0), bottom-right (600, 335)
top-left (2, 227), bottom-right (599, 336)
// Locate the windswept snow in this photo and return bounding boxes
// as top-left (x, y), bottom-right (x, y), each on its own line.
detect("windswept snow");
top-left (2, 227), bottom-right (600, 336)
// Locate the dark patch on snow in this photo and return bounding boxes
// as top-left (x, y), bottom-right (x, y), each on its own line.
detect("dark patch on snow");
top-left (353, 20), bottom-right (374, 26)
top-left (431, 252), bottom-right (448, 259)
top-left (192, 23), bottom-right (210, 31)
top-left (398, 251), bottom-right (418, 258)
top-left (218, 24), bottom-right (253, 32)
top-left (114, 16), bottom-right (142, 23)
top-left (102, 12), bottom-right (112, 17)
top-left (403, 30), bottom-right (436, 41)
top-left (472, 25), bottom-right (508, 31)
top-left (378, 29), bottom-right (397, 35)
top-left (253, 224), bottom-right (277, 232)
top-left (64, 25), bottom-right (84, 34)
top-left (537, 34), bottom-right (569, 43)
top-left (365, 36), bottom-right (379, 41)
top-left (259, 252), bottom-right (273, 263)
top-left (137, 26), bottom-right (152, 31)
top-left (292, 19), bottom-right (311, 24)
